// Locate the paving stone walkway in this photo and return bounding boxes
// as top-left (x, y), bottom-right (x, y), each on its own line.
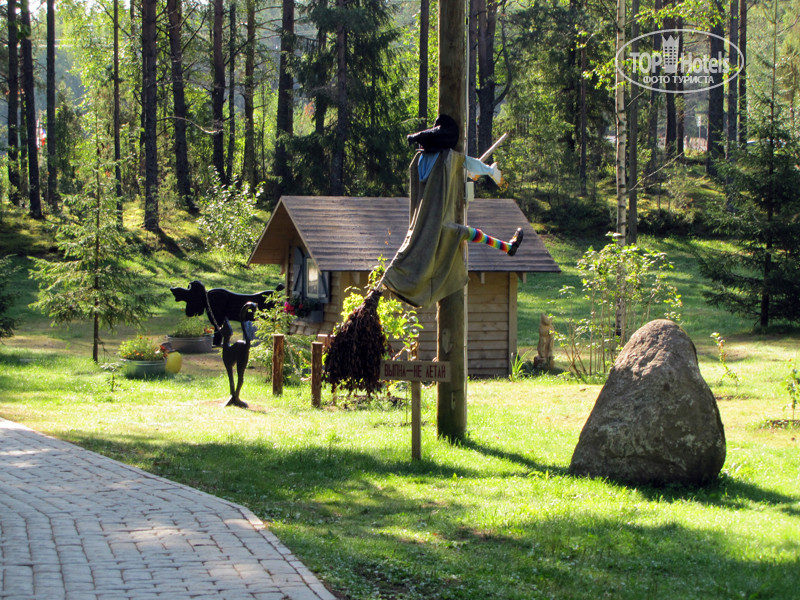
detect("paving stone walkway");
top-left (0, 418), bottom-right (337, 600)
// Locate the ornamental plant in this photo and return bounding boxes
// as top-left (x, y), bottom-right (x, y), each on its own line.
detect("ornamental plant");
top-left (284, 295), bottom-right (322, 318)
top-left (169, 315), bottom-right (214, 338)
top-left (118, 336), bottom-right (165, 361)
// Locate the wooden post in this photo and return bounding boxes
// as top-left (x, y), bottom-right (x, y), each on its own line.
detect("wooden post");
top-left (411, 380), bottom-right (421, 461)
top-left (381, 360), bottom-right (450, 461)
top-left (437, 0), bottom-right (468, 442)
top-left (272, 333), bottom-right (284, 396)
top-left (311, 341), bottom-right (323, 408)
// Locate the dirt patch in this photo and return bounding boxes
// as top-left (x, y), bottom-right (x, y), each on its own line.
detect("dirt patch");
top-left (761, 419), bottom-right (800, 429)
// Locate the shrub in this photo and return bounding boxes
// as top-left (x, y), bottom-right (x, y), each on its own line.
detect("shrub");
top-left (553, 235), bottom-right (682, 378)
top-left (250, 295), bottom-right (314, 385)
top-left (197, 171), bottom-right (261, 260)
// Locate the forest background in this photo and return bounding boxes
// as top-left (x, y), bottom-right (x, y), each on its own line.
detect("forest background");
top-left (1, 0), bottom-right (800, 329)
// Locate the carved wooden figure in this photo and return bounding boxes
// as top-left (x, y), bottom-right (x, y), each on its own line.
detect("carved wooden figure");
top-left (221, 302), bottom-right (258, 408)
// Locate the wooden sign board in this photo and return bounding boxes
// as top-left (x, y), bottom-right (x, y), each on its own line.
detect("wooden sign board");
top-left (381, 360), bottom-right (451, 382)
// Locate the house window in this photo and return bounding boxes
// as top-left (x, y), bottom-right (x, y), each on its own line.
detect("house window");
top-left (306, 258), bottom-right (321, 300)
top-left (292, 247), bottom-right (330, 304)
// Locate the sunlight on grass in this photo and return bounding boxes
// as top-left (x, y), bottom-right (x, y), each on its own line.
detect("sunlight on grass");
top-left (1, 335), bottom-right (798, 600)
top-left (2, 229), bottom-right (799, 600)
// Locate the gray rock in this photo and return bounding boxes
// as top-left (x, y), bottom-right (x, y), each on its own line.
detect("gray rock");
top-left (569, 319), bottom-right (726, 486)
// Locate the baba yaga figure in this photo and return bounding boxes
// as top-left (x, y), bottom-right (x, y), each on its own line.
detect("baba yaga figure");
top-left (382, 114), bottom-right (523, 308)
top-left (221, 302), bottom-right (258, 408)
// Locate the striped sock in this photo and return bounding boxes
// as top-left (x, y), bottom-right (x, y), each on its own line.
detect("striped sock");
top-left (466, 227), bottom-right (517, 254)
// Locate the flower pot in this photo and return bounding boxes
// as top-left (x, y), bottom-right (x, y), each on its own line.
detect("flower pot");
top-left (303, 309), bottom-right (324, 323)
top-left (166, 335), bottom-right (214, 354)
top-left (121, 359), bottom-right (167, 379)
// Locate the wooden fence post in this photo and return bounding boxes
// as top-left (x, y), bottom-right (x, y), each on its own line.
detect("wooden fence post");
top-left (411, 380), bottom-right (421, 460)
top-left (272, 333), bottom-right (284, 396)
top-left (311, 341), bottom-right (323, 407)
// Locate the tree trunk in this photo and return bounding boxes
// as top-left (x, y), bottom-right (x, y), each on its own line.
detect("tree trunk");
top-left (437, 0), bottom-right (467, 443)
top-left (706, 0), bottom-right (725, 176)
top-left (467, 0), bottom-right (477, 155)
top-left (615, 0), bottom-right (626, 241)
top-left (314, 0), bottom-right (328, 137)
top-left (737, 0), bottom-right (747, 145)
top-left (675, 18), bottom-right (684, 157)
top-left (476, 0), bottom-right (498, 155)
top-left (167, 0), bottom-right (195, 212)
top-left (727, 0), bottom-right (739, 154)
top-left (419, 0), bottom-right (430, 125)
top-left (142, 0), bottom-right (159, 232)
top-left (129, 0), bottom-right (142, 198)
top-left (212, 0), bottom-right (226, 182)
top-left (579, 18), bottom-right (588, 196)
top-left (664, 2), bottom-right (676, 158)
top-left (645, 0), bottom-right (661, 185)
top-left (274, 0), bottom-right (294, 198)
top-left (20, 0), bottom-right (41, 219)
top-left (46, 0), bottom-right (58, 212)
top-left (627, 0), bottom-right (639, 243)
top-left (7, 0), bottom-right (21, 207)
top-left (243, 0), bottom-right (256, 189)
top-left (226, 3), bottom-right (236, 183)
top-left (113, 0), bottom-right (124, 224)
top-left (331, 0), bottom-right (347, 195)
top-left (19, 82), bottom-right (29, 202)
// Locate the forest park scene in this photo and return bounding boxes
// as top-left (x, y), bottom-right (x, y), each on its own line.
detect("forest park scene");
top-left (1, 0), bottom-right (799, 599)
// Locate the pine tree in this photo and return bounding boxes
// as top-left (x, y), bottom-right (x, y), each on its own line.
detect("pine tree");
top-left (293, 0), bottom-right (410, 196)
top-left (31, 155), bottom-right (163, 362)
top-left (700, 0), bottom-right (800, 327)
top-left (0, 256), bottom-right (19, 339)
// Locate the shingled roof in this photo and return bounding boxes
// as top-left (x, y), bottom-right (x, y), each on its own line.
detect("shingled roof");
top-left (249, 196), bottom-right (560, 273)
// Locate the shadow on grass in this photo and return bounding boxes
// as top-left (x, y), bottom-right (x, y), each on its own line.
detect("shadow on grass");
top-left (636, 474), bottom-right (800, 517)
top-left (37, 430), bottom-right (800, 599)
top-left (461, 438), bottom-right (569, 477)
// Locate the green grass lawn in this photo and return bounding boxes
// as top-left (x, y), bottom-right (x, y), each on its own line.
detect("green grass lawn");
top-left (1, 229), bottom-right (799, 599)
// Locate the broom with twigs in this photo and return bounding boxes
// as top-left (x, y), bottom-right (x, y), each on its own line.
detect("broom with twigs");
top-left (322, 287), bottom-right (392, 397)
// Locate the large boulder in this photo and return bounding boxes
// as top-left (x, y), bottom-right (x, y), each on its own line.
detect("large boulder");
top-left (569, 319), bottom-right (726, 486)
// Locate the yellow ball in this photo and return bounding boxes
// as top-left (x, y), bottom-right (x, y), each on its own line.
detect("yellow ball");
top-left (165, 351), bottom-right (183, 374)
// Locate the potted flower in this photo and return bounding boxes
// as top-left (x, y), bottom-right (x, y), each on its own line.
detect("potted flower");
top-left (284, 296), bottom-right (324, 323)
top-left (118, 335), bottom-right (167, 378)
top-left (166, 316), bottom-right (214, 353)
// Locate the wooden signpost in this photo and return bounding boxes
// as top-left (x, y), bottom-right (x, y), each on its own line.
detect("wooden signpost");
top-left (380, 360), bottom-right (450, 460)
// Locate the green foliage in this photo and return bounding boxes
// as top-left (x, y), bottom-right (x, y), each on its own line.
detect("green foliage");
top-left (497, 0), bottom-right (613, 219)
top-left (340, 260), bottom-right (421, 359)
top-left (291, 0), bottom-right (413, 196)
top-left (0, 256), bottom-right (20, 339)
top-left (509, 349), bottom-right (533, 382)
top-left (169, 316), bottom-right (213, 338)
top-left (196, 172), bottom-right (262, 260)
top-left (785, 360), bottom-right (799, 420)
top-left (700, 115), bottom-right (800, 327)
top-left (29, 168), bottom-right (163, 360)
top-left (118, 335), bottom-right (165, 361)
top-left (553, 236), bottom-right (682, 378)
top-left (250, 296), bottom-right (314, 385)
top-left (710, 332), bottom-right (741, 388)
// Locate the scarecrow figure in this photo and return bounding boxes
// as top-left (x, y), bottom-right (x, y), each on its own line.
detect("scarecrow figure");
top-left (324, 115), bottom-right (524, 394)
top-left (381, 114), bottom-right (523, 308)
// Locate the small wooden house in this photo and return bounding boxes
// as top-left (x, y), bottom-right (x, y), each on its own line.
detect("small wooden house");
top-left (249, 196), bottom-right (559, 377)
